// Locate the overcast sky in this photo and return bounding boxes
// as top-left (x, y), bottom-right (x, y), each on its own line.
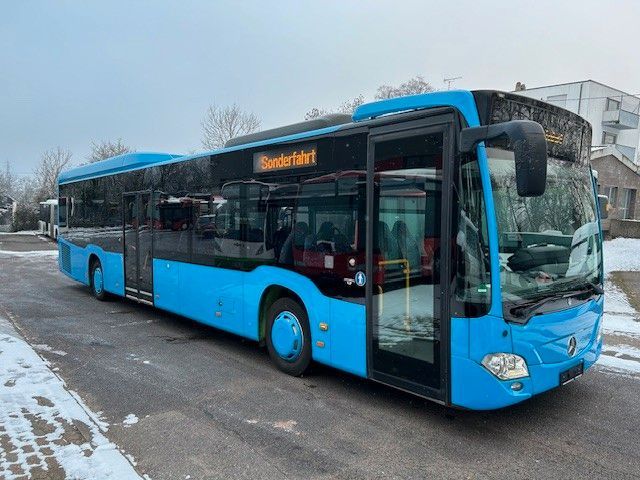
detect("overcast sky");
top-left (2, 0), bottom-right (640, 175)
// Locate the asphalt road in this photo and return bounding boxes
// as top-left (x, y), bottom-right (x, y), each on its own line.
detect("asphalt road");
top-left (0, 234), bottom-right (639, 479)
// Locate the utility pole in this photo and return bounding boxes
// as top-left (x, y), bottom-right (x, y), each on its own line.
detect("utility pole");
top-left (443, 76), bottom-right (462, 90)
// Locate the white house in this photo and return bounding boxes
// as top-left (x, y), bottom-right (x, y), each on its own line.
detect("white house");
top-left (514, 80), bottom-right (640, 164)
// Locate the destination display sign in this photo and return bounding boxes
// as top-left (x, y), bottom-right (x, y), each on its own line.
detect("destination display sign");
top-left (253, 144), bottom-right (317, 173)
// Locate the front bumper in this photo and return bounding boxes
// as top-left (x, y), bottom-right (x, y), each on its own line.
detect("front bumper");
top-left (451, 303), bottom-right (603, 410)
top-left (451, 336), bottom-right (601, 410)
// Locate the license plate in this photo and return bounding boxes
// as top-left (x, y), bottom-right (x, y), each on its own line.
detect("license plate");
top-left (560, 361), bottom-right (584, 385)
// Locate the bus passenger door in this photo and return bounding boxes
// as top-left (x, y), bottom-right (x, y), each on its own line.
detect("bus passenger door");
top-left (367, 119), bottom-right (452, 402)
top-left (123, 191), bottom-right (154, 305)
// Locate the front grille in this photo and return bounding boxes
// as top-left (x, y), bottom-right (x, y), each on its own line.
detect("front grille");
top-left (60, 243), bottom-right (71, 273)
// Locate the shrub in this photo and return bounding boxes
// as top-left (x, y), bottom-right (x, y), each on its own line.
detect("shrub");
top-left (11, 204), bottom-right (39, 232)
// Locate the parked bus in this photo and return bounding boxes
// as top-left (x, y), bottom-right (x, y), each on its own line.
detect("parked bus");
top-left (38, 199), bottom-right (58, 239)
top-left (57, 90), bottom-right (603, 410)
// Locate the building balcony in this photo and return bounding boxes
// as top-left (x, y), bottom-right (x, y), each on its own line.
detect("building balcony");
top-left (615, 144), bottom-right (637, 162)
top-left (602, 108), bottom-right (639, 130)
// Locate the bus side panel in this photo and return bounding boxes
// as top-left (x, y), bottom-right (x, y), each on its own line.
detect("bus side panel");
top-left (99, 249), bottom-right (125, 296)
top-left (58, 237), bottom-right (88, 285)
top-left (244, 265), bottom-right (367, 376)
top-left (451, 317), bottom-right (469, 358)
top-left (58, 238), bottom-right (125, 296)
top-left (244, 266), bottom-right (332, 363)
top-left (153, 259), bottom-right (245, 337)
top-left (328, 298), bottom-right (366, 377)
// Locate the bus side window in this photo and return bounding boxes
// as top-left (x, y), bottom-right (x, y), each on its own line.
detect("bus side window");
top-left (452, 155), bottom-right (491, 316)
top-left (58, 197), bottom-right (68, 227)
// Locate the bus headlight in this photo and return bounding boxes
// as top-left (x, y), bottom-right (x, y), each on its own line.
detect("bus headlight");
top-left (482, 353), bottom-right (529, 380)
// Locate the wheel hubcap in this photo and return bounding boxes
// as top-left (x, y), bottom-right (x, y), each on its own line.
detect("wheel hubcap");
top-left (271, 310), bottom-right (303, 361)
top-left (93, 267), bottom-right (103, 295)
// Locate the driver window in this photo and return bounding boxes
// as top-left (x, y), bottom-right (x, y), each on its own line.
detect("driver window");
top-left (452, 155), bottom-right (491, 316)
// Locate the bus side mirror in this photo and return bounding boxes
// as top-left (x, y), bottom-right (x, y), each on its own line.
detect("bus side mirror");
top-left (597, 194), bottom-right (609, 219)
top-left (459, 120), bottom-right (548, 197)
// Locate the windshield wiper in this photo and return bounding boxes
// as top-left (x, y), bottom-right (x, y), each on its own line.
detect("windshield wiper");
top-left (555, 278), bottom-right (604, 296)
top-left (506, 281), bottom-right (603, 323)
top-left (582, 281), bottom-right (604, 295)
top-left (507, 292), bottom-right (572, 321)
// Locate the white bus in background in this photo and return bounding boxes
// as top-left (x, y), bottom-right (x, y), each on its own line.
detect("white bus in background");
top-left (38, 199), bottom-right (58, 239)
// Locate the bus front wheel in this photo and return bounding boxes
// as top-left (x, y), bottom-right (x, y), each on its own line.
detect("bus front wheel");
top-left (266, 298), bottom-right (311, 376)
top-left (90, 260), bottom-right (107, 301)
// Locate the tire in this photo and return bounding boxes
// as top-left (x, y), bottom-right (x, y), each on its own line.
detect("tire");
top-left (90, 260), bottom-right (107, 301)
top-left (266, 297), bottom-right (312, 376)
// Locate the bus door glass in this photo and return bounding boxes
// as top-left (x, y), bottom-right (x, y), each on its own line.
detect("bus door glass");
top-left (369, 126), bottom-right (448, 398)
top-left (123, 191), bottom-right (153, 303)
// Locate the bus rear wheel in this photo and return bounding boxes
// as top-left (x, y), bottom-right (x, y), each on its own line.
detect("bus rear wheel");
top-left (266, 298), bottom-right (311, 376)
top-left (90, 260), bottom-right (107, 301)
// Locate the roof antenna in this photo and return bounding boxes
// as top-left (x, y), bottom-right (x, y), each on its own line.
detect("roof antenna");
top-left (443, 76), bottom-right (462, 90)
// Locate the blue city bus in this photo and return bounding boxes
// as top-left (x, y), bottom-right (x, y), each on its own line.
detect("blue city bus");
top-left (57, 90), bottom-right (603, 410)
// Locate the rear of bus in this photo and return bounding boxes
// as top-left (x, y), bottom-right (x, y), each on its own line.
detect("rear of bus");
top-left (456, 91), bottom-right (603, 409)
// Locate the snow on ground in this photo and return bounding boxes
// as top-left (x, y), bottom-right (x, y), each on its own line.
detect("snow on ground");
top-left (0, 230), bottom-right (39, 236)
top-left (603, 237), bottom-right (640, 274)
top-left (122, 414), bottom-right (139, 428)
top-left (598, 238), bottom-right (640, 376)
top-left (32, 343), bottom-right (68, 357)
top-left (0, 249), bottom-right (58, 257)
top-left (0, 314), bottom-right (144, 480)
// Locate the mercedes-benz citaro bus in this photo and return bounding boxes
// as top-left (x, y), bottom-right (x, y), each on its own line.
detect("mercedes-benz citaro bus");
top-left (57, 90), bottom-right (603, 410)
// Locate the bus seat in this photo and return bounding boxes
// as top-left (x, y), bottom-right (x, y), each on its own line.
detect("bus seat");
top-left (279, 222), bottom-right (308, 264)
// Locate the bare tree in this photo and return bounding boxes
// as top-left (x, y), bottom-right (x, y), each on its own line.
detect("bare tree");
top-left (87, 138), bottom-right (134, 163)
top-left (304, 107), bottom-right (330, 121)
top-left (0, 161), bottom-right (16, 199)
top-left (34, 147), bottom-right (72, 200)
top-left (337, 95), bottom-right (365, 115)
top-left (304, 94), bottom-right (365, 120)
top-left (375, 75), bottom-right (435, 100)
top-left (201, 104), bottom-right (261, 150)
top-left (13, 176), bottom-right (38, 205)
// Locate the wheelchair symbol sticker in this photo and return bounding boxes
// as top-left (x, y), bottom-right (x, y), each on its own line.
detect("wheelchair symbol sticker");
top-left (355, 271), bottom-right (366, 287)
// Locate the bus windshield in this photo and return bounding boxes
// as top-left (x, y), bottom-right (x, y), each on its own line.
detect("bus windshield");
top-left (487, 147), bottom-right (601, 308)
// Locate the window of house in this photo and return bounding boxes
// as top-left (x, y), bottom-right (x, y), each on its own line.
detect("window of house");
top-left (602, 131), bottom-right (618, 145)
top-left (619, 188), bottom-right (636, 220)
top-left (606, 98), bottom-right (621, 111)
top-left (602, 186), bottom-right (618, 208)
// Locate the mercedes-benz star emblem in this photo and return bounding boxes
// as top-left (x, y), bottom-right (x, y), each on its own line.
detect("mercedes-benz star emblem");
top-left (567, 336), bottom-right (577, 357)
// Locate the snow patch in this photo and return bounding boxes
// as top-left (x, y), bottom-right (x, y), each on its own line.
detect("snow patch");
top-left (601, 282), bottom-right (640, 338)
top-left (32, 343), bottom-right (68, 356)
top-left (123, 414), bottom-right (139, 427)
top-left (272, 420), bottom-right (300, 435)
top-left (127, 353), bottom-right (152, 365)
top-left (0, 315), bottom-right (143, 479)
top-left (597, 353), bottom-right (640, 375)
top-left (597, 238), bottom-right (640, 376)
top-left (600, 343), bottom-right (640, 375)
top-left (0, 249), bottom-right (58, 257)
top-left (603, 237), bottom-right (640, 274)
top-left (0, 230), bottom-right (38, 236)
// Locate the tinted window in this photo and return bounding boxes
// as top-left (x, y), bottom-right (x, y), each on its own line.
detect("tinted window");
top-left (154, 163), bottom-right (197, 262)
